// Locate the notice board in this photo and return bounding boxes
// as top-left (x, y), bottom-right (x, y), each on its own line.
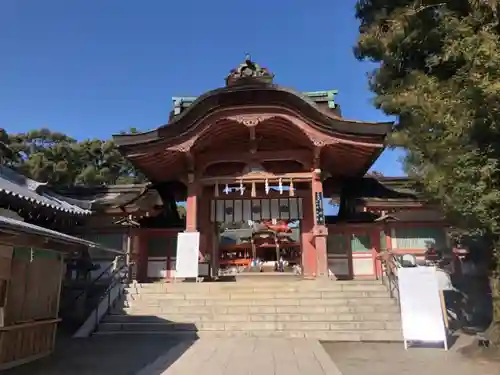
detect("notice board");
top-left (175, 232), bottom-right (200, 278)
top-left (398, 266), bottom-right (448, 349)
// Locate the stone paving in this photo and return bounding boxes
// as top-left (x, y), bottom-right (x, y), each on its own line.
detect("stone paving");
top-left (6, 334), bottom-right (499, 375)
top-left (4, 336), bottom-right (342, 375)
top-left (3, 335), bottom-right (185, 375)
top-left (323, 338), bottom-right (498, 375)
top-left (138, 338), bottom-right (342, 375)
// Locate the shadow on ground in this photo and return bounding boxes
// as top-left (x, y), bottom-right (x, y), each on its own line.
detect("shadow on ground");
top-left (322, 340), bottom-right (498, 375)
top-left (3, 335), bottom-right (196, 375)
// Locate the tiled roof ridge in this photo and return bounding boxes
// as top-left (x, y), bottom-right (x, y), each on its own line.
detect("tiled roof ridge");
top-left (0, 165), bottom-right (92, 215)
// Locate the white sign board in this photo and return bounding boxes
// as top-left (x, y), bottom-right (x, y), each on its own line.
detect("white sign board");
top-left (175, 232), bottom-right (200, 278)
top-left (398, 266), bottom-right (448, 350)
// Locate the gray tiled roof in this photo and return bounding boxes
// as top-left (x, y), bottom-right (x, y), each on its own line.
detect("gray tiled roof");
top-left (0, 166), bottom-right (92, 215)
top-left (0, 215), bottom-right (123, 254)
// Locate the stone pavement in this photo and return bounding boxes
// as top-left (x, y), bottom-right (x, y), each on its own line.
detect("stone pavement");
top-left (323, 339), bottom-right (498, 375)
top-left (137, 338), bottom-right (342, 375)
top-left (9, 334), bottom-right (498, 375)
top-left (3, 335), bottom-right (184, 375)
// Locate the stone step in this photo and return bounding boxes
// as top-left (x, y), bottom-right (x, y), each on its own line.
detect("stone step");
top-left (125, 290), bottom-right (390, 300)
top-left (122, 297), bottom-right (396, 308)
top-left (113, 303), bottom-right (400, 315)
top-left (103, 312), bottom-right (401, 323)
top-left (127, 282), bottom-right (387, 294)
top-left (93, 329), bottom-right (403, 342)
top-left (98, 320), bottom-right (402, 332)
top-left (105, 280), bottom-right (401, 343)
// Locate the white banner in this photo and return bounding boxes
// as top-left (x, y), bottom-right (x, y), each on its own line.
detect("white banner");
top-left (175, 232), bottom-right (200, 278)
top-left (398, 266), bottom-right (448, 350)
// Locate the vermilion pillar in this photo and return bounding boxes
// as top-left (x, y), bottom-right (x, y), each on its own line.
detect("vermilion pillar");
top-left (185, 175), bottom-right (198, 232)
top-left (301, 192), bottom-right (317, 279)
top-left (311, 170), bottom-right (328, 278)
top-left (198, 187), bottom-right (213, 258)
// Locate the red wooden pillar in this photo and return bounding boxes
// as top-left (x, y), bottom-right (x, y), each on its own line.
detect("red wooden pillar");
top-left (198, 188), bottom-right (213, 258)
top-left (185, 175), bottom-right (199, 232)
top-left (311, 170), bottom-right (328, 278)
top-left (301, 192), bottom-right (316, 278)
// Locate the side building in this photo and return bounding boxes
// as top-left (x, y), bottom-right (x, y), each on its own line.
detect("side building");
top-left (0, 166), bottom-right (124, 369)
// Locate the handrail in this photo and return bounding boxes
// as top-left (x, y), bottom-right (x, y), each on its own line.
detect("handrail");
top-left (93, 264), bottom-right (128, 331)
top-left (378, 251), bottom-right (400, 301)
top-left (62, 256), bottom-right (125, 312)
top-left (72, 264), bottom-right (128, 338)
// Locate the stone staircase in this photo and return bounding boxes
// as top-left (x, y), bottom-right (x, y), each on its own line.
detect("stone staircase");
top-left (95, 279), bottom-right (403, 341)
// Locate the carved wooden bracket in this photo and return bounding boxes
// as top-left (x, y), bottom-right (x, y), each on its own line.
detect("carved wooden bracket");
top-left (310, 137), bottom-right (340, 147)
top-left (170, 138), bottom-right (196, 152)
top-left (226, 114), bottom-right (273, 127)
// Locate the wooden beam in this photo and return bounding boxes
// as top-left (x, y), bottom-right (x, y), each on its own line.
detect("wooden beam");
top-left (200, 172), bottom-right (313, 185)
top-left (197, 149), bottom-right (312, 174)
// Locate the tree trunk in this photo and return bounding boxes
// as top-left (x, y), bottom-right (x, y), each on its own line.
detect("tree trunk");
top-left (486, 276), bottom-right (500, 344)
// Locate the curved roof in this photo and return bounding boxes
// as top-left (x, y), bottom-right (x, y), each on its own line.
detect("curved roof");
top-left (113, 83), bottom-right (392, 148)
top-left (0, 166), bottom-right (92, 215)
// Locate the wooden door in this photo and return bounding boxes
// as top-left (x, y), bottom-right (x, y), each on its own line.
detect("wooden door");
top-left (327, 233), bottom-right (351, 279)
top-left (140, 230), bottom-right (180, 281)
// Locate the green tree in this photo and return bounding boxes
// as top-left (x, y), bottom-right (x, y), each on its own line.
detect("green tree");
top-left (355, 0), bottom-right (500, 340)
top-left (4, 127), bottom-right (147, 187)
top-left (176, 205), bottom-right (187, 218)
top-left (0, 129), bottom-right (15, 166)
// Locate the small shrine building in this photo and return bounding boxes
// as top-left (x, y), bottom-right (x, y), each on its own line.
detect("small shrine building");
top-left (101, 57), bottom-right (448, 280)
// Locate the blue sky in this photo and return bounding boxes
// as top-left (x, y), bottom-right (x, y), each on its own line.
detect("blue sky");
top-left (0, 0), bottom-right (404, 179)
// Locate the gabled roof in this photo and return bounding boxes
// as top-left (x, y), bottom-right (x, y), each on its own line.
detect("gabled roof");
top-left (0, 166), bottom-right (92, 215)
top-left (113, 83), bottom-right (392, 149)
top-left (375, 209), bottom-right (445, 223)
top-left (57, 184), bottom-right (163, 214)
top-left (323, 176), bottom-right (418, 198)
top-left (112, 59), bottom-right (393, 182)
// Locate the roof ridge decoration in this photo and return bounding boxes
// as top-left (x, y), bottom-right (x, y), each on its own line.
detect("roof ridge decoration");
top-left (225, 54), bottom-right (274, 86)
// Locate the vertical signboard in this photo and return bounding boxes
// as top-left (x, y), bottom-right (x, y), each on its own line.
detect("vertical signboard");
top-left (314, 192), bottom-right (325, 225)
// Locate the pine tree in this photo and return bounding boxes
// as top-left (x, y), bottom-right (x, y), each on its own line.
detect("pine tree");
top-left (355, 0), bottom-right (500, 343)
